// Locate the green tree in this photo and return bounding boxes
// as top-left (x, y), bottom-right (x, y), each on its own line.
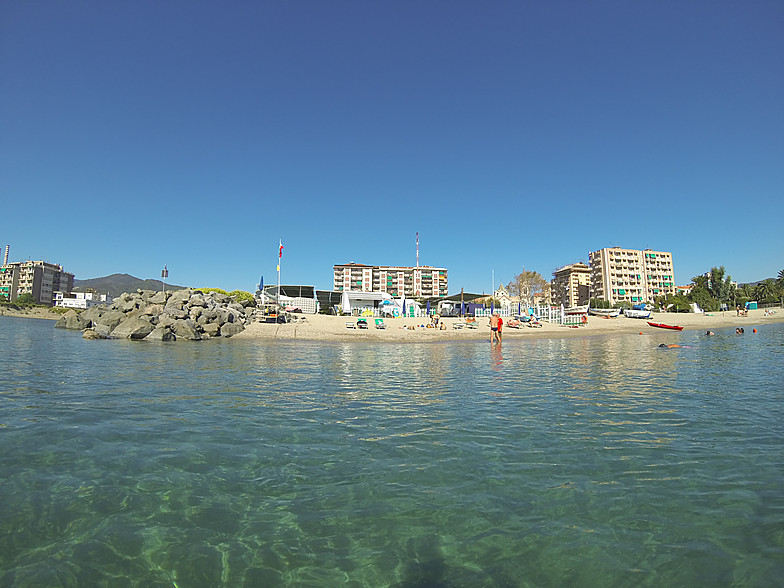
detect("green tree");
top-left (689, 287), bottom-right (719, 312)
top-left (15, 293), bottom-right (36, 305)
top-left (507, 269), bottom-right (548, 306)
top-left (708, 266), bottom-right (735, 305)
top-left (662, 293), bottom-right (691, 312)
top-left (777, 269), bottom-right (784, 289)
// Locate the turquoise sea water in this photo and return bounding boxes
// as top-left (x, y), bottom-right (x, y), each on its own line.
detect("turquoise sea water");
top-left (1, 317), bottom-right (783, 587)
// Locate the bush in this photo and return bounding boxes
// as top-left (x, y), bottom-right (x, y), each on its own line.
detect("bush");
top-left (14, 293), bottom-right (36, 306)
top-left (198, 288), bottom-right (254, 305)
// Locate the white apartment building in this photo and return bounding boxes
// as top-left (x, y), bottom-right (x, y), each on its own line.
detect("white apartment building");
top-left (333, 263), bottom-right (448, 298)
top-left (589, 247), bottom-right (675, 305)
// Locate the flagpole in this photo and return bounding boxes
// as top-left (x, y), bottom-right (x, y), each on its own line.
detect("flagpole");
top-left (277, 240), bottom-right (283, 310)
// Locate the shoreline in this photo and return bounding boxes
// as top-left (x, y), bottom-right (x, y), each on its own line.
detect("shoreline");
top-left (232, 308), bottom-right (784, 343)
top-left (3, 306), bottom-right (782, 343)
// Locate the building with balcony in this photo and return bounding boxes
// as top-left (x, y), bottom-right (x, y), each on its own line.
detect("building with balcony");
top-left (333, 263), bottom-right (448, 298)
top-left (552, 262), bottom-right (591, 308)
top-left (589, 247), bottom-right (675, 305)
top-left (0, 260), bottom-right (74, 306)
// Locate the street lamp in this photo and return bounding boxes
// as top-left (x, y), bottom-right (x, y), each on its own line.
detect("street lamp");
top-left (161, 264), bottom-right (168, 293)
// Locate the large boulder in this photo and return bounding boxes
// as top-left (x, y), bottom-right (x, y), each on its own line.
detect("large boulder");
top-left (171, 319), bottom-right (202, 341)
top-left (55, 310), bottom-right (90, 330)
top-left (144, 325), bottom-right (176, 341)
top-left (92, 309), bottom-right (125, 331)
top-left (220, 322), bottom-right (245, 338)
top-left (164, 289), bottom-right (192, 312)
top-left (148, 291), bottom-right (170, 305)
top-left (111, 316), bottom-right (155, 340)
top-left (82, 328), bottom-right (103, 340)
top-left (201, 322), bottom-right (220, 338)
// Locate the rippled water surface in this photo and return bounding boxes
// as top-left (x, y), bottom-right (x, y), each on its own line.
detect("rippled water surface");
top-left (1, 317), bottom-right (783, 587)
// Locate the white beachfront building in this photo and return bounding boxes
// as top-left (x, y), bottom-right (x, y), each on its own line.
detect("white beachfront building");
top-left (54, 291), bottom-right (112, 309)
top-left (339, 291), bottom-right (423, 317)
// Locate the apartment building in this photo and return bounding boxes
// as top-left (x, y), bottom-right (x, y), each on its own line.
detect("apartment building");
top-left (552, 262), bottom-right (591, 308)
top-left (588, 247), bottom-right (675, 305)
top-left (333, 263), bottom-right (448, 298)
top-left (0, 260), bottom-right (75, 305)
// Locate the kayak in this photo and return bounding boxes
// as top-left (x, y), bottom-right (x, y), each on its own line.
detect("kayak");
top-left (647, 321), bottom-right (683, 331)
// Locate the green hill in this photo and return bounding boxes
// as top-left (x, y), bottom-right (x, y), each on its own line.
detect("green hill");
top-left (73, 273), bottom-right (185, 298)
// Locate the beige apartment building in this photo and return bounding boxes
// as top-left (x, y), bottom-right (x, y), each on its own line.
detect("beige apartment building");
top-left (0, 260), bottom-right (74, 306)
top-left (589, 247), bottom-right (675, 305)
top-left (552, 262), bottom-right (591, 308)
top-left (333, 263), bottom-right (448, 298)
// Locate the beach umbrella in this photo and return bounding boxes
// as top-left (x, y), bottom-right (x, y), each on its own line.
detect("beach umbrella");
top-left (518, 302), bottom-right (521, 315)
top-left (491, 300), bottom-right (495, 314)
top-left (461, 300), bottom-right (465, 316)
top-left (402, 298), bottom-right (406, 316)
top-left (426, 300), bottom-right (431, 316)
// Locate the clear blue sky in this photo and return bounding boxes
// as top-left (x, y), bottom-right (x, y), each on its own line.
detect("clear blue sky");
top-left (2, 1), bottom-right (782, 293)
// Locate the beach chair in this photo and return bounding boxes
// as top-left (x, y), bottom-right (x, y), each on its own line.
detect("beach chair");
top-left (357, 319), bottom-right (368, 329)
top-left (345, 321), bottom-right (356, 329)
top-left (374, 318), bottom-right (387, 329)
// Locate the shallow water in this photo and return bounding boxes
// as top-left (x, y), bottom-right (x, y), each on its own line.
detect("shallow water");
top-left (1, 317), bottom-right (783, 587)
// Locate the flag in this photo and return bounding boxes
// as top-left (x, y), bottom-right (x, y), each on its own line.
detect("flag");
top-left (279, 241), bottom-right (283, 258)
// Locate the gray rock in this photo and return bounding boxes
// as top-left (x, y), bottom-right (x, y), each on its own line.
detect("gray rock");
top-left (171, 319), bottom-right (202, 341)
top-left (111, 316), bottom-right (154, 340)
top-left (149, 291), bottom-right (170, 305)
top-left (189, 294), bottom-right (207, 308)
top-left (202, 323), bottom-right (220, 337)
top-left (220, 322), bottom-right (245, 338)
top-left (93, 323), bottom-right (113, 338)
top-left (55, 309), bottom-right (90, 330)
top-left (144, 325), bottom-right (176, 341)
top-left (164, 289), bottom-right (192, 311)
top-left (82, 328), bottom-right (103, 340)
top-left (93, 309), bottom-right (125, 331)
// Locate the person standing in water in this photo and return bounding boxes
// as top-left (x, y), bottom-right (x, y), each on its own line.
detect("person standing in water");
top-left (490, 312), bottom-right (503, 344)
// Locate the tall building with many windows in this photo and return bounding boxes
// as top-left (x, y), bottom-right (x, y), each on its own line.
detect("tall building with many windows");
top-left (589, 247), bottom-right (675, 305)
top-left (333, 263), bottom-right (448, 298)
top-left (552, 262), bottom-right (591, 308)
top-left (0, 260), bottom-right (74, 306)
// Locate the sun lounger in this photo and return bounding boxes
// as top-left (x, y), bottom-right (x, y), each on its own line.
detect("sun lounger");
top-left (345, 321), bottom-right (356, 329)
top-left (357, 319), bottom-right (368, 329)
top-left (375, 319), bottom-right (387, 329)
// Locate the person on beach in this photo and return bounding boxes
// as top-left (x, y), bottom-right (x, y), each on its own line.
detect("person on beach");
top-left (706, 330), bottom-right (715, 336)
top-left (490, 312), bottom-right (502, 344)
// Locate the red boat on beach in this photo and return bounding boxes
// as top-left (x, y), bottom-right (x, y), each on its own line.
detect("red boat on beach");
top-left (647, 321), bottom-right (684, 331)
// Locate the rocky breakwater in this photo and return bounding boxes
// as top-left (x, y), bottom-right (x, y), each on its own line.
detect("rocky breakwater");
top-left (55, 289), bottom-right (254, 341)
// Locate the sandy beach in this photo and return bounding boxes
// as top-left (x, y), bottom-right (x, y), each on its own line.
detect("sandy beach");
top-left (234, 308), bottom-right (784, 343)
top-left (4, 305), bottom-right (782, 342)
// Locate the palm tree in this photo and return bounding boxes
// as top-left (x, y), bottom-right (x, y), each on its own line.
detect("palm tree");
top-left (778, 269), bottom-right (784, 289)
top-left (754, 279), bottom-right (780, 303)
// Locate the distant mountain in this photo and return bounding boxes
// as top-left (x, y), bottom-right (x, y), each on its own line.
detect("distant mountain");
top-left (73, 273), bottom-right (185, 298)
